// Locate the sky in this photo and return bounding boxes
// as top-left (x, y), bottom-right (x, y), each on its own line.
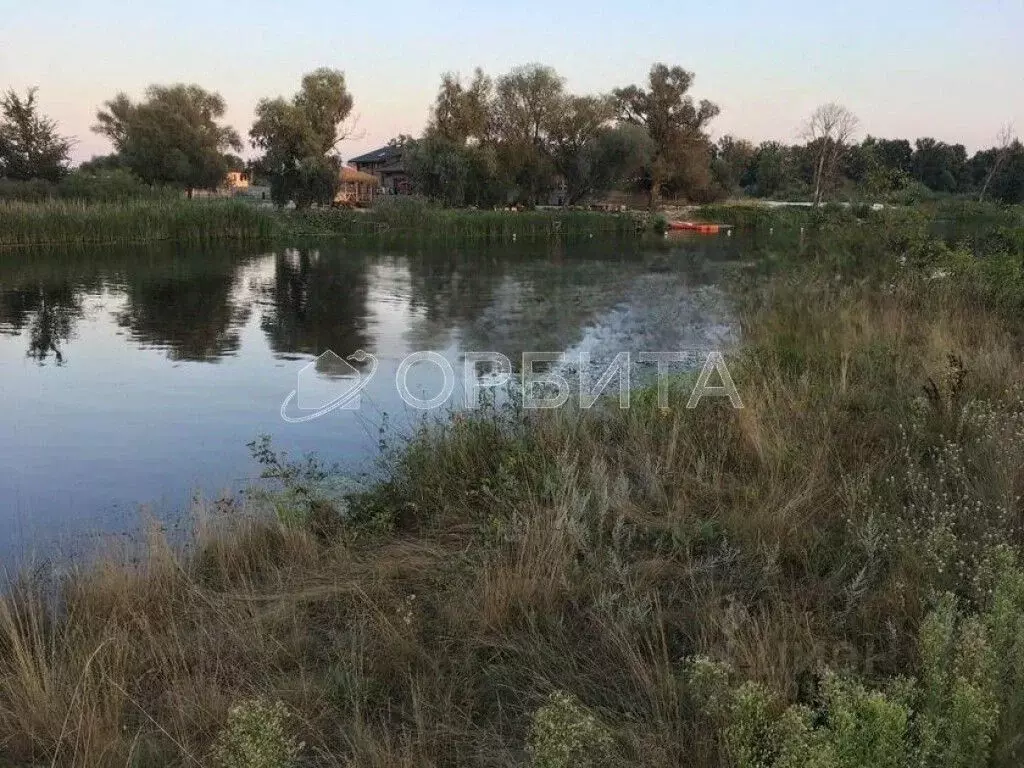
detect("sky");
top-left (2, 0), bottom-right (1022, 164)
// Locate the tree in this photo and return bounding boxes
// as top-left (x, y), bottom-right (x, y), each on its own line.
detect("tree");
top-left (969, 137), bottom-right (1024, 205)
top-left (0, 88), bottom-right (73, 182)
top-left (614, 64), bottom-right (719, 208)
top-left (429, 69), bottom-right (492, 144)
top-left (492, 64), bottom-right (565, 204)
top-left (93, 85), bottom-right (241, 196)
top-left (548, 95), bottom-right (619, 204)
top-left (911, 138), bottom-right (967, 194)
top-left (406, 134), bottom-right (502, 207)
top-left (712, 135), bottom-right (758, 194)
top-left (855, 136), bottom-right (913, 194)
top-left (749, 141), bottom-right (795, 198)
top-left (802, 103), bottom-right (859, 206)
top-left (250, 68), bottom-right (354, 208)
top-left (978, 124), bottom-right (1016, 203)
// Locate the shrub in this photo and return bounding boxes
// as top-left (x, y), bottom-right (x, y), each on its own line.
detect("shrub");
top-left (211, 697), bottom-right (303, 768)
top-left (685, 559), bottom-right (1024, 767)
top-left (57, 168), bottom-right (178, 203)
top-left (527, 691), bottom-right (615, 768)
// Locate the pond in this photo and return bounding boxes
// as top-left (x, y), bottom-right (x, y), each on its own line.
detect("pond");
top-left (0, 236), bottom-right (747, 561)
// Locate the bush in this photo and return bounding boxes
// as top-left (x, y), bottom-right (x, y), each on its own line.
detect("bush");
top-left (0, 177), bottom-right (56, 202)
top-left (528, 691), bottom-right (615, 768)
top-left (211, 698), bottom-right (303, 768)
top-left (57, 168), bottom-right (178, 203)
top-left (686, 557), bottom-right (1024, 768)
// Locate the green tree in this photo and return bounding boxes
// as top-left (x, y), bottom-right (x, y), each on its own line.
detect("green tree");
top-left (911, 138), bottom-right (967, 193)
top-left (614, 64), bottom-right (719, 208)
top-left (969, 138), bottom-right (1024, 205)
top-left (557, 122), bottom-right (652, 206)
top-left (750, 141), bottom-right (795, 198)
top-left (93, 85), bottom-right (241, 196)
top-left (429, 68), bottom-right (493, 144)
top-left (406, 135), bottom-right (502, 207)
top-left (250, 68), bottom-right (353, 208)
top-left (712, 135), bottom-right (758, 194)
top-left (548, 95), bottom-right (620, 204)
top-left (855, 137), bottom-right (913, 195)
top-left (0, 88), bottom-right (73, 182)
top-left (412, 69), bottom-right (504, 207)
top-left (492, 64), bottom-right (565, 204)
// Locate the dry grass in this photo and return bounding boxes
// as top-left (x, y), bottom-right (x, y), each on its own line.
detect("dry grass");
top-left (3, 245), bottom-right (1024, 765)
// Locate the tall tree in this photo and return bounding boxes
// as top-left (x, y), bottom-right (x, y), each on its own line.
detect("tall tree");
top-left (911, 138), bottom-right (967, 193)
top-left (548, 95), bottom-right (619, 204)
top-left (250, 68), bottom-right (354, 208)
top-left (614, 64), bottom-right (719, 208)
top-left (0, 88), bottom-right (73, 182)
top-left (802, 103), bottom-right (859, 206)
top-left (713, 135), bottom-right (758, 193)
top-left (492, 64), bottom-right (565, 204)
top-left (978, 124), bottom-right (1016, 203)
top-left (429, 68), bottom-right (493, 144)
top-left (93, 85), bottom-right (241, 196)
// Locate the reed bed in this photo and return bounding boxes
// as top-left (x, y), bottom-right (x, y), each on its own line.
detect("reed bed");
top-left (286, 206), bottom-right (649, 243)
top-left (0, 199), bottom-right (277, 248)
top-left (0, 198), bottom-right (649, 250)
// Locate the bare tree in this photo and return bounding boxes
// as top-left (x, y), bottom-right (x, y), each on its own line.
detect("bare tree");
top-left (978, 123), bottom-right (1016, 203)
top-left (802, 103), bottom-right (859, 206)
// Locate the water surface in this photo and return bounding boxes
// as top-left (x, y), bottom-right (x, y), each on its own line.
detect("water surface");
top-left (0, 237), bottom-right (745, 559)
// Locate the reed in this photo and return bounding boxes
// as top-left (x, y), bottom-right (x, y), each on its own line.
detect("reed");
top-left (285, 203), bottom-right (648, 243)
top-left (0, 199), bottom-right (276, 248)
top-left (0, 198), bottom-right (649, 250)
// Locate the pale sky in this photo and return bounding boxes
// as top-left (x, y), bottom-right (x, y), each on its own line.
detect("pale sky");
top-left (2, 0), bottom-right (1022, 164)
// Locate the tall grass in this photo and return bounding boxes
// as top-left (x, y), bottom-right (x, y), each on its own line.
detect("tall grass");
top-left (0, 197), bottom-right (648, 250)
top-left (286, 199), bottom-right (648, 243)
top-left (0, 199), bottom-right (277, 248)
top-left (3, 216), bottom-right (1024, 765)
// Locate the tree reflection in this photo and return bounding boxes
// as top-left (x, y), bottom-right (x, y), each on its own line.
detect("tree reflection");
top-left (258, 249), bottom-right (371, 362)
top-left (117, 268), bottom-right (251, 362)
top-left (0, 282), bottom-right (83, 365)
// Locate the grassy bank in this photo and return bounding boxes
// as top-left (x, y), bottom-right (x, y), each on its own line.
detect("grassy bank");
top-left (5, 213), bottom-right (1024, 766)
top-left (0, 197), bottom-right (647, 249)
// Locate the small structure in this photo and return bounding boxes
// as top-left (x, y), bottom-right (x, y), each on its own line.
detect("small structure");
top-left (349, 145), bottom-right (410, 195)
top-left (223, 170), bottom-right (250, 192)
top-left (335, 166), bottom-right (378, 206)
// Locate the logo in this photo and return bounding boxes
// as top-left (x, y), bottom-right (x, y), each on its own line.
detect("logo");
top-left (280, 349), bottom-right (377, 423)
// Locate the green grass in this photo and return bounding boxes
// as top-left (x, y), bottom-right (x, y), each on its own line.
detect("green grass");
top-left (4, 211), bottom-right (1024, 765)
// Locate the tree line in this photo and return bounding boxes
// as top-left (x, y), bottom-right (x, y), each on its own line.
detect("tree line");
top-left (1, 65), bottom-right (1022, 207)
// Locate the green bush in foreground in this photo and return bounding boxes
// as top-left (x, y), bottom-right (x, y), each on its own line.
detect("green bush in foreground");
top-left (688, 554), bottom-right (1024, 768)
top-left (528, 691), bottom-right (615, 768)
top-left (211, 698), bottom-right (303, 768)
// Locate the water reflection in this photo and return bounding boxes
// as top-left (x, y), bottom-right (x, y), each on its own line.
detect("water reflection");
top-left (117, 267), bottom-right (251, 362)
top-left (0, 281), bottom-right (86, 365)
top-left (0, 236), bottom-right (744, 559)
top-left (258, 248), bottom-right (372, 364)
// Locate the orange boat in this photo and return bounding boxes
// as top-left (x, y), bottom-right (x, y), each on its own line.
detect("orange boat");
top-left (668, 221), bottom-right (722, 235)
